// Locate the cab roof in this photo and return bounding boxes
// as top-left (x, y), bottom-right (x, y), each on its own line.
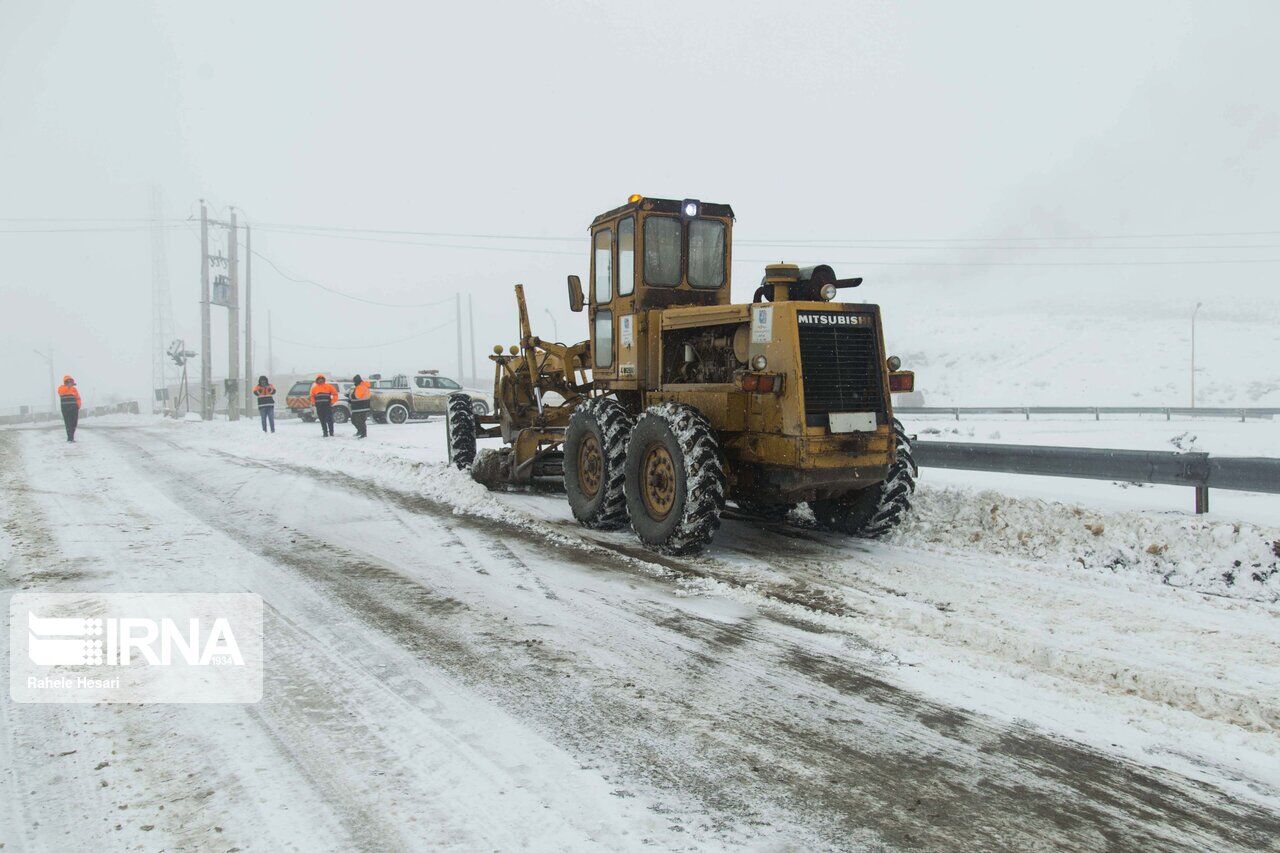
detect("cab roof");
top-left (590, 197), bottom-right (735, 228)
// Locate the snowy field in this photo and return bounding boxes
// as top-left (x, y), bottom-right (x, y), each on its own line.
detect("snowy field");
top-left (2, 414), bottom-right (1278, 850)
top-left (878, 296), bottom-right (1280, 408)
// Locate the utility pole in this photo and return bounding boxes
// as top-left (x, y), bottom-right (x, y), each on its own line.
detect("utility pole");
top-left (468, 294), bottom-right (477, 384)
top-left (455, 293), bottom-right (464, 379)
top-left (227, 208), bottom-right (240, 421)
top-left (1191, 301), bottom-right (1203, 408)
top-left (244, 221), bottom-right (252, 410)
top-left (150, 187), bottom-right (175, 414)
top-left (200, 200), bottom-right (212, 420)
top-left (33, 347), bottom-right (55, 413)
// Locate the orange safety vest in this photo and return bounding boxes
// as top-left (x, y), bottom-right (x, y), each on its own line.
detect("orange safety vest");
top-left (348, 381), bottom-right (372, 412)
top-left (310, 382), bottom-right (339, 406)
top-left (253, 384), bottom-right (276, 407)
top-left (57, 384), bottom-right (81, 409)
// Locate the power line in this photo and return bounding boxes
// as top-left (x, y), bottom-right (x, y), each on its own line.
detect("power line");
top-left (744, 229), bottom-right (1280, 244)
top-left (734, 242), bottom-right (1280, 251)
top-left (254, 223), bottom-right (1280, 253)
top-left (253, 225), bottom-right (582, 256)
top-left (247, 243), bottom-right (460, 307)
top-left (255, 222), bottom-right (580, 243)
top-left (0, 224), bottom-right (189, 234)
top-left (10, 213), bottom-right (1280, 262)
top-left (6, 213), bottom-right (1280, 245)
top-left (732, 256), bottom-right (1280, 267)
top-left (252, 219), bottom-right (1280, 246)
top-left (254, 227), bottom-right (1280, 267)
top-left (177, 219), bottom-right (457, 309)
top-left (253, 225), bottom-right (1280, 266)
top-left (0, 216), bottom-right (186, 223)
top-left (273, 319), bottom-right (454, 350)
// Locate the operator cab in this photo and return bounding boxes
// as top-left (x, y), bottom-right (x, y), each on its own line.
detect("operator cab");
top-left (568, 195), bottom-right (734, 385)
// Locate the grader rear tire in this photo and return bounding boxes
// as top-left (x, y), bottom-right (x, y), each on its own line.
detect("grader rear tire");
top-left (624, 403), bottom-right (726, 555)
top-left (811, 418), bottom-right (916, 537)
top-left (563, 398), bottom-right (633, 529)
top-left (445, 393), bottom-right (477, 470)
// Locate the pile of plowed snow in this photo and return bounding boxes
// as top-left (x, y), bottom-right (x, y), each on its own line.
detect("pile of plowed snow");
top-left (891, 485), bottom-right (1280, 603)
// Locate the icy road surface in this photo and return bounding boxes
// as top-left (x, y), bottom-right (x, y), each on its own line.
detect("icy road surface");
top-left (2, 417), bottom-right (1279, 851)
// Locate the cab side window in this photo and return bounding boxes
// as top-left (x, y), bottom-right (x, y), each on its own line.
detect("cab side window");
top-left (617, 217), bottom-right (635, 297)
top-left (414, 376), bottom-right (434, 389)
top-left (594, 310), bottom-right (613, 368)
top-left (593, 229), bottom-right (612, 303)
top-left (438, 377), bottom-right (461, 390)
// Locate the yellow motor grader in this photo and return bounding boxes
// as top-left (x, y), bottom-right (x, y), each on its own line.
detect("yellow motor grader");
top-left (445, 195), bottom-right (917, 555)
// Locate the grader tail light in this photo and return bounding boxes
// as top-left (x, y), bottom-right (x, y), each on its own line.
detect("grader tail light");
top-left (889, 371), bottom-right (915, 393)
top-left (741, 373), bottom-right (783, 394)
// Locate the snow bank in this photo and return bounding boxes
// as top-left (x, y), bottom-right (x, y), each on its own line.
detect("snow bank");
top-left (891, 484), bottom-right (1280, 603)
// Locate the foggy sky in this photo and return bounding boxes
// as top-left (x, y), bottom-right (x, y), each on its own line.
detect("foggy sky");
top-left (1, 1), bottom-right (1277, 409)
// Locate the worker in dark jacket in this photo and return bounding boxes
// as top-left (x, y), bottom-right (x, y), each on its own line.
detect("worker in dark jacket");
top-left (347, 374), bottom-right (372, 439)
top-left (252, 375), bottom-right (276, 433)
top-left (56, 375), bottom-right (82, 442)
top-left (309, 374), bottom-right (339, 437)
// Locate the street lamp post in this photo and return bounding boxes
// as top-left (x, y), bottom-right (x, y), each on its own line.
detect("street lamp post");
top-left (1190, 302), bottom-right (1203, 408)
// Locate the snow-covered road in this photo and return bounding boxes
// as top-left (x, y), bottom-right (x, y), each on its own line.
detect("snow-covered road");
top-left (2, 417), bottom-right (1278, 850)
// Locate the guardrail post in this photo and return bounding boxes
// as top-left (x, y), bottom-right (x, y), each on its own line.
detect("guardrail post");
top-left (1240, 409), bottom-right (1246, 423)
top-left (1024, 407), bottom-right (1030, 421)
top-left (1093, 407), bottom-right (1099, 421)
top-left (1194, 485), bottom-right (1209, 514)
top-left (953, 408), bottom-right (959, 421)
top-left (1164, 408), bottom-right (1170, 421)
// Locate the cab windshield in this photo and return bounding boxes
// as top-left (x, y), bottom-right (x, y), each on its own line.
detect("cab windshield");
top-left (643, 217), bottom-right (680, 286)
top-left (642, 216), bottom-right (726, 289)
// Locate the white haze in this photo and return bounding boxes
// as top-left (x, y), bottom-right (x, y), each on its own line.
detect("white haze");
top-left (1, 1), bottom-right (1277, 409)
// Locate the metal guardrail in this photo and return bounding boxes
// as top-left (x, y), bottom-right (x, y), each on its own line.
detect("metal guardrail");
top-left (898, 406), bottom-right (1280, 422)
top-left (0, 401), bottom-right (140, 426)
top-left (913, 440), bottom-right (1280, 514)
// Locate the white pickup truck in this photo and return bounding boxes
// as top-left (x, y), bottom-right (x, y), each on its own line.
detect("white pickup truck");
top-left (369, 370), bottom-right (491, 424)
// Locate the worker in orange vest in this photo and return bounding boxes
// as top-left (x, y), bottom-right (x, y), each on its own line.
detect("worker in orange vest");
top-left (252, 375), bottom-right (277, 433)
top-left (309, 374), bottom-right (340, 437)
top-left (346, 374), bottom-right (372, 439)
top-left (56, 375), bottom-right (82, 442)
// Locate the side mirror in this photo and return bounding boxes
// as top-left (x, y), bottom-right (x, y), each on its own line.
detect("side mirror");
top-left (567, 274), bottom-right (584, 313)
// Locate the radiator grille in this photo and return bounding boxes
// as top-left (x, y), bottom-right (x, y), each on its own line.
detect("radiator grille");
top-left (796, 312), bottom-right (884, 426)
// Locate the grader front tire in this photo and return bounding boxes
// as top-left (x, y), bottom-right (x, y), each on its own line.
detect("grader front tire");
top-left (563, 398), bottom-right (633, 529)
top-left (624, 403), bottom-right (726, 556)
